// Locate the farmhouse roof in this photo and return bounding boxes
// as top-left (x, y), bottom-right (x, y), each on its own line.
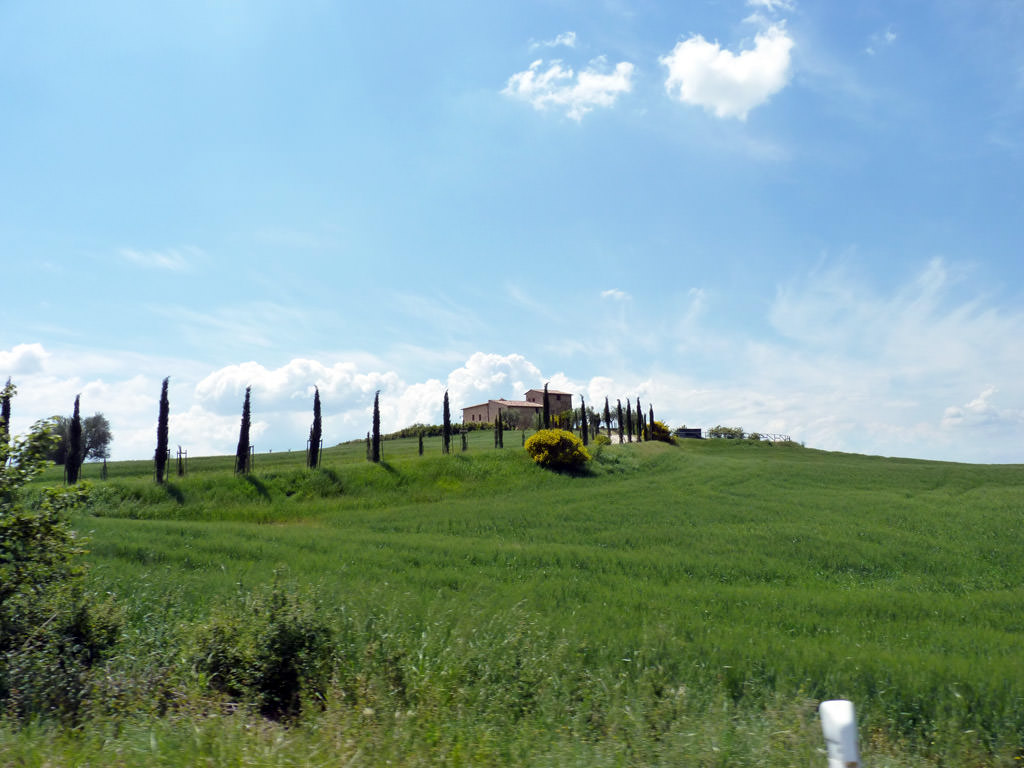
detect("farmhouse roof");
top-left (495, 399), bottom-right (542, 408)
top-left (525, 388), bottom-right (573, 396)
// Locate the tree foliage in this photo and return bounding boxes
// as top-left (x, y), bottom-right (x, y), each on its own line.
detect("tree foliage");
top-left (0, 377), bottom-right (11, 446)
top-left (83, 413), bottom-right (112, 461)
top-left (580, 395), bottom-right (588, 446)
top-left (371, 391), bottom-right (381, 463)
top-left (155, 377), bottom-right (169, 484)
top-left (308, 387), bottom-right (322, 469)
top-left (66, 395), bottom-right (83, 484)
top-left (235, 387), bottom-right (252, 474)
top-left (542, 383), bottom-right (551, 429)
top-left (442, 391), bottom-right (451, 455)
top-left (0, 387), bottom-right (120, 719)
top-left (604, 397), bottom-right (612, 439)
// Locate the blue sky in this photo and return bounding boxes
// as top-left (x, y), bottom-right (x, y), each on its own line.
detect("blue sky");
top-left (2, 0), bottom-right (1022, 463)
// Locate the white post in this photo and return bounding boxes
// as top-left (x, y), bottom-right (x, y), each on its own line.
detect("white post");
top-left (819, 699), bottom-right (862, 768)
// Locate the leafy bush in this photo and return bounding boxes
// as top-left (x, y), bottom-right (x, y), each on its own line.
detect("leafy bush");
top-left (524, 429), bottom-right (590, 471)
top-left (1, 407), bottom-right (121, 720)
top-left (190, 582), bottom-right (333, 719)
top-left (649, 420), bottom-right (675, 444)
top-left (592, 433), bottom-right (611, 447)
top-left (708, 425), bottom-right (744, 439)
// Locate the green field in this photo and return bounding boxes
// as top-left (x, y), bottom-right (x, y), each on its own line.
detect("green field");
top-left (4, 433), bottom-right (1023, 766)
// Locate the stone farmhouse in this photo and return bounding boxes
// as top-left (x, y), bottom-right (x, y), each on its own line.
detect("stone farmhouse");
top-left (462, 389), bottom-right (574, 426)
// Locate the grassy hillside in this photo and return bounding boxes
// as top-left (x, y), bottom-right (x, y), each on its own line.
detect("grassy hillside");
top-left (7, 435), bottom-right (1024, 766)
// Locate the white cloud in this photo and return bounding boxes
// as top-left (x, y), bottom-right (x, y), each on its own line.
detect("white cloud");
top-left (119, 246), bottom-right (199, 271)
top-left (600, 289), bottom-right (630, 301)
top-left (660, 23), bottom-right (794, 119)
top-left (746, 0), bottom-right (794, 11)
top-left (865, 26), bottom-right (897, 56)
top-left (0, 343), bottom-right (49, 375)
top-left (503, 57), bottom-right (635, 121)
top-left (5, 261), bottom-right (1023, 465)
top-left (532, 31), bottom-right (576, 50)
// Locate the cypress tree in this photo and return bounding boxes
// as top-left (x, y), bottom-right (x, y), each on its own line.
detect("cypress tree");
top-left (67, 394), bottom-right (83, 484)
top-left (371, 390), bottom-right (381, 463)
top-left (625, 400), bottom-right (634, 443)
top-left (604, 397), bottom-right (612, 439)
top-left (442, 390), bottom-right (451, 454)
top-left (649, 404), bottom-right (655, 439)
top-left (235, 387), bottom-right (251, 474)
top-left (498, 410), bottom-right (504, 448)
top-left (155, 377), bottom-right (170, 483)
top-left (1, 377), bottom-right (12, 446)
top-left (308, 387), bottom-right (322, 469)
top-left (542, 383), bottom-right (550, 429)
top-left (616, 399), bottom-right (624, 444)
top-left (418, 430), bottom-right (424, 455)
top-left (580, 395), bottom-right (589, 446)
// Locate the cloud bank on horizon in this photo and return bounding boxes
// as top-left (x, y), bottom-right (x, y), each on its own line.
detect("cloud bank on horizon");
top-left (4, 258), bottom-right (1022, 465)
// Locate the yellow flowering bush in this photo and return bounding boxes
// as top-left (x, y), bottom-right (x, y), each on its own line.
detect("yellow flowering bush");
top-left (525, 429), bottom-right (591, 471)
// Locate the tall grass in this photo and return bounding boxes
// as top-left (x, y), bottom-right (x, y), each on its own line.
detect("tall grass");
top-left (7, 437), bottom-right (1023, 765)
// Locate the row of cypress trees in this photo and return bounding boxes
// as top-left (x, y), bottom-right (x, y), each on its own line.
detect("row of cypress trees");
top-left (147, 381), bottom-right (657, 482)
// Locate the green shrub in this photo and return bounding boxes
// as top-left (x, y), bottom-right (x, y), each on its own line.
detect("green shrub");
top-left (524, 429), bottom-right (590, 471)
top-left (592, 433), bottom-right (611, 447)
top-left (708, 425), bottom-right (744, 439)
top-left (1, 410), bottom-right (122, 720)
top-left (190, 582), bottom-right (333, 719)
top-left (649, 420), bottom-right (675, 444)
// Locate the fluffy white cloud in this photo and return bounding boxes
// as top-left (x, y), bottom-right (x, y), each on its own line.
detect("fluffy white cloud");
top-left (660, 23), bottom-right (794, 119)
top-left (0, 343), bottom-right (48, 375)
top-left (503, 57), bottom-right (635, 121)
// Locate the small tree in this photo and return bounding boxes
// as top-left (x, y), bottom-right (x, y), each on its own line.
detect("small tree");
top-left (66, 395), bottom-right (83, 484)
top-left (0, 377), bottom-right (11, 447)
top-left (625, 400), bottom-right (633, 443)
top-left (604, 397), bottom-right (612, 439)
top-left (155, 377), bottom-right (170, 484)
top-left (589, 408), bottom-right (601, 441)
top-left (83, 413), bottom-right (112, 461)
top-left (580, 395), bottom-right (589, 446)
top-left (306, 387), bottom-right (322, 469)
top-left (442, 391), bottom-right (451, 454)
top-left (616, 399), bottom-right (624, 445)
top-left (496, 409), bottom-right (504, 449)
top-left (418, 431), bottom-right (424, 456)
top-left (648, 404), bottom-right (655, 441)
top-left (542, 383), bottom-right (551, 429)
top-left (371, 391), bottom-right (381, 463)
top-left (235, 387), bottom-right (252, 475)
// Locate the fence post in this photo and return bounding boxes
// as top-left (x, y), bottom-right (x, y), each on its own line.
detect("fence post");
top-left (819, 700), bottom-right (861, 767)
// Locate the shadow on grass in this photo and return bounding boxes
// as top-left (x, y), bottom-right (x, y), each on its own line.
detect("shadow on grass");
top-left (163, 482), bottom-right (185, 505)
top-left (242, 474), bottom-right (271, 500)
